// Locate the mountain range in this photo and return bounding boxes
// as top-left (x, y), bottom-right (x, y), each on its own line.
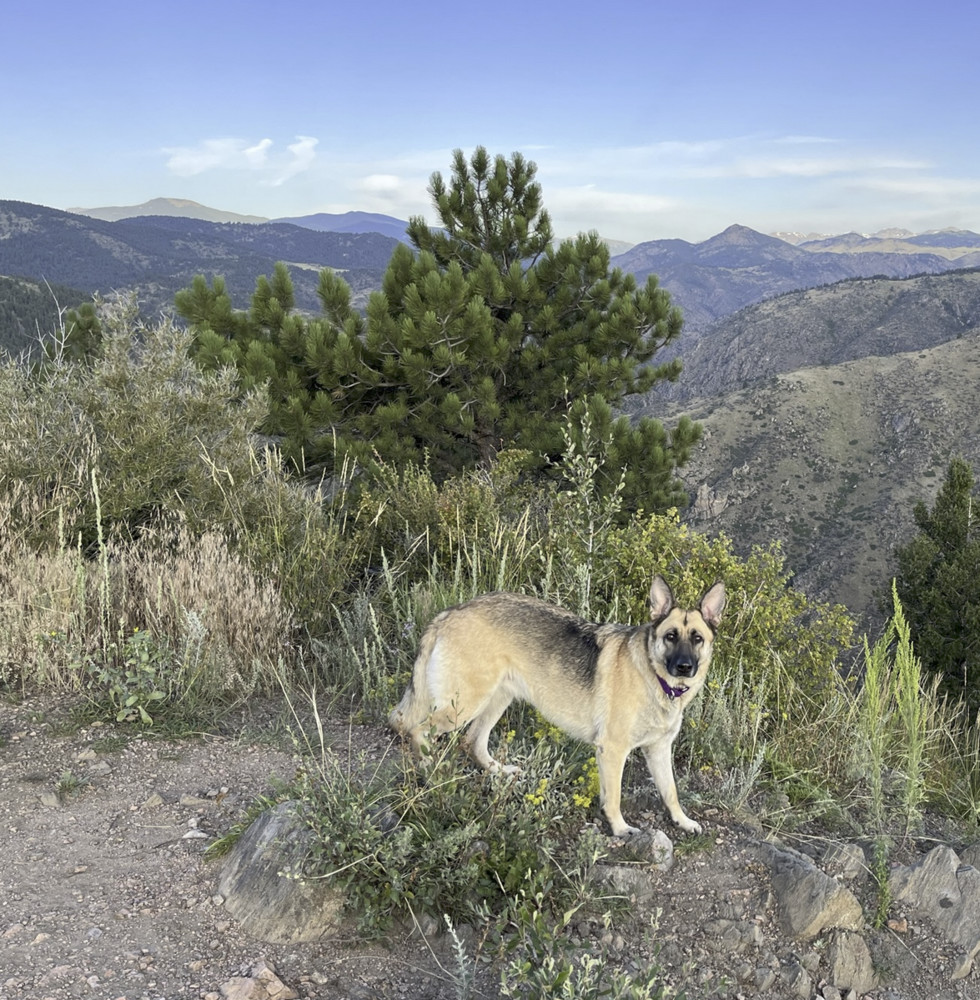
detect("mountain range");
top-left (613, 224), bottom-right (980, 331)
top-left (69, 197), bottom-right (412, 242)
top-left (3, 196), bottom-right (980, 625)
top-left (625, 267), bottom-right (980, 622)
top-left (6, 198), bottom-right (980, 339)
top-left (0, 200), bottom-right (401, 323)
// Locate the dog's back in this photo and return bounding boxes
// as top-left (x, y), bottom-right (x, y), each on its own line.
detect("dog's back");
top-left (388, 592), bottom-right (607, 755)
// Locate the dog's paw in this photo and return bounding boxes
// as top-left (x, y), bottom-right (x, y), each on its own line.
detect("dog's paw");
top-left (487, 760), bottom-right (522, 777)
top-left (609, 822), bottom-right (642, 839)
top-left (675, 817), bottom-right (702, 835)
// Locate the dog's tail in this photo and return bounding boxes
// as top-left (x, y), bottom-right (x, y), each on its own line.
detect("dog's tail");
top-left (388, 623), bottom-right (439, 737)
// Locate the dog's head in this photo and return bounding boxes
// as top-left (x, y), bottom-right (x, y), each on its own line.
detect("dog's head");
top-left (648, 576), bottom-right (726, 690)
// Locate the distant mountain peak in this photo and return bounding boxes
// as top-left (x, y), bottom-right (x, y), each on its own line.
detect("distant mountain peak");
top-left (706, 224), bottom-right (782, 246)
top-left (68, 198), bottom-right (268, 225)
top-left (872, 227), bottom-right (914, 239)
top-left (710, 223), bottom-right (754, 240)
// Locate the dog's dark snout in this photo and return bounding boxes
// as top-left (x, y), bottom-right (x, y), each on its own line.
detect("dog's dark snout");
top-left (667, 643), bottom-right (698, 678)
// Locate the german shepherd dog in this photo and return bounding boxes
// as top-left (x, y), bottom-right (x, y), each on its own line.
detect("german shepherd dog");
top-left (389, 575), bottom-right (726, 837)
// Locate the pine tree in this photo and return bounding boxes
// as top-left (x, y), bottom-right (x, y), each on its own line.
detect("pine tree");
top-left (177, 146), bottom-right (699, 512)
top-left (894, 457), bottom-right (980, 709)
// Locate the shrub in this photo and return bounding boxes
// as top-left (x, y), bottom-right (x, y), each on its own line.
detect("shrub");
top-left (298, 726), bottom-right (608, 936)
top-left (0, 301), bottom-right (355, 708)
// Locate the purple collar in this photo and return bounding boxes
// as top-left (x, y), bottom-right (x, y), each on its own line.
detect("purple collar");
top-left (658, 676), bottom-right (689, 701)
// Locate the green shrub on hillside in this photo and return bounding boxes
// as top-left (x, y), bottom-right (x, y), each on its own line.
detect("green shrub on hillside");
top-left (0, 296), bottom-right (264, 551)
top-left (0, 302), bottom-right (354, 707)
top-left (894, 456), bottom-right (980, 713)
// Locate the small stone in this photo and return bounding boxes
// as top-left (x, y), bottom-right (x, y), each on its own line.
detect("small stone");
top-left (180, 794), bottom-right (212, 807)
top-left (254, 959), bottom-right (278, 982)
top-left (780, 961), bottom-right (811, 998)
top-left (142, 792), bottom-right (165, 809)
top-left (40, 791), bottom-right (61, 808)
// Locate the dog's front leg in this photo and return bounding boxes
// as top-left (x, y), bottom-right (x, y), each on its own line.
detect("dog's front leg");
top-left (595, 741), bottom-right (639, 837)
top-left (641, 740), bottom-right (702, 835)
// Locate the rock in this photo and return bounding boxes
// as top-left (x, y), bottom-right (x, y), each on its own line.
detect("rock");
top-left (181, 793), bottom-right (212, 807)
top-left (821, 842), bottom-right (867, 881)
top-left (630, 828), bottom-right (674, 870)
top-left (591, 864), bottom-right (657, 905)
top-left (607, 827), bottom-right (674, 869)
top-left (960, 842), bottom-right (980, 870)
top-left (826, 929), bottom-right (878, 994)
top-left (890, 845), bottom-right (980, 980)
top-left (702, 918), bottom-right (763, 954)
top-left (218, 800), bottom-right (345, 944)
top-left (779, 960), bottom-right (811, 997)
top-left (760, 844), bottom-right (864, 939)
top-left (219, 960), bottom-right (298, 999)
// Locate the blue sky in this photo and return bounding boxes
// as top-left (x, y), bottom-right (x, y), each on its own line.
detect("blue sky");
top-left (3, 0), bottom-right (978, 243)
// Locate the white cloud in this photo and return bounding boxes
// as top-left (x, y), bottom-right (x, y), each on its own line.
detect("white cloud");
top-left (163, 138), bottom-right (263, 177)
top-left (356, 173), bottom-right (403, 194)
top-left (269, 136), bottom-right (318, 186)
top-left (163, 135), bottom-right (317, 185)
top-left (244, 138), bottom-right (273, 167)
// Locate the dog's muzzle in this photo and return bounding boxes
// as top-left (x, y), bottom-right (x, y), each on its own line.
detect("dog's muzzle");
top-left (667, 642), bottom-right (698, 679)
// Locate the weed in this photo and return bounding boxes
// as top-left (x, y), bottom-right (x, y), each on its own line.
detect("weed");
top-left (87, 627), bottom-right (171, 725)
top-left (55, 770), bottom-right (87, 798)
top-left (500, 903), bottom-right (680, 999)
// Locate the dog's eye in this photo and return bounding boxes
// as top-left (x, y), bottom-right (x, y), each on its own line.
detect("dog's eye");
top-left (665, 629), bottom-right (679, 643)
top-left (691, 632), bottom-right (703, 646)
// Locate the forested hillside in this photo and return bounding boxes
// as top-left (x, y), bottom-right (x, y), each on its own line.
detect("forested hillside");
top-left (0, 275), bottom-right (91, 354)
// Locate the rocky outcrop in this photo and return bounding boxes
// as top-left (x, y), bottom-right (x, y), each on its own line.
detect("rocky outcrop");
top-left (890, 845), bottom-right (980, 980)
top-left (759, 843), bottom-right (865, 940)
top-left (217, 800), bottom-right (345, 945)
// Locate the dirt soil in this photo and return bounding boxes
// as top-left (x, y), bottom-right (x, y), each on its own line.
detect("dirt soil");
top-left (1, 695), bottom-right (978, 1000)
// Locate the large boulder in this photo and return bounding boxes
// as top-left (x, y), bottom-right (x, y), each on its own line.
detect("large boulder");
top-left (757, 843), bottom-right (864, 939)
top-left (890, 845), bottom-right (980, 980)
top-left (217, 800), bottom-right (346, 945)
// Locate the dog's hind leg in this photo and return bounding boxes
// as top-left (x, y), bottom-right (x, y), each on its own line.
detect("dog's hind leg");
top-left (464, 689), bottom-right (518, 774)
top-left (641, 739), bottom-right (701, 834)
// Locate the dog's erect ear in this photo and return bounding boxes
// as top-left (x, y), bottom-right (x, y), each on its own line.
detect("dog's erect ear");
top-left (699, 581), bottom-right (726, 629)
top-left (649, 575), bottom-right (674, 620)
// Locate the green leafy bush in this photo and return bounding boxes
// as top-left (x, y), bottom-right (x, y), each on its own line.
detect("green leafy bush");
top-left (299, 729), bottom-right (608, 936)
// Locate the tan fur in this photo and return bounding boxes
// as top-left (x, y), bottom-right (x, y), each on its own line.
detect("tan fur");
top-left (389, 575), bottom-right (726, 837)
